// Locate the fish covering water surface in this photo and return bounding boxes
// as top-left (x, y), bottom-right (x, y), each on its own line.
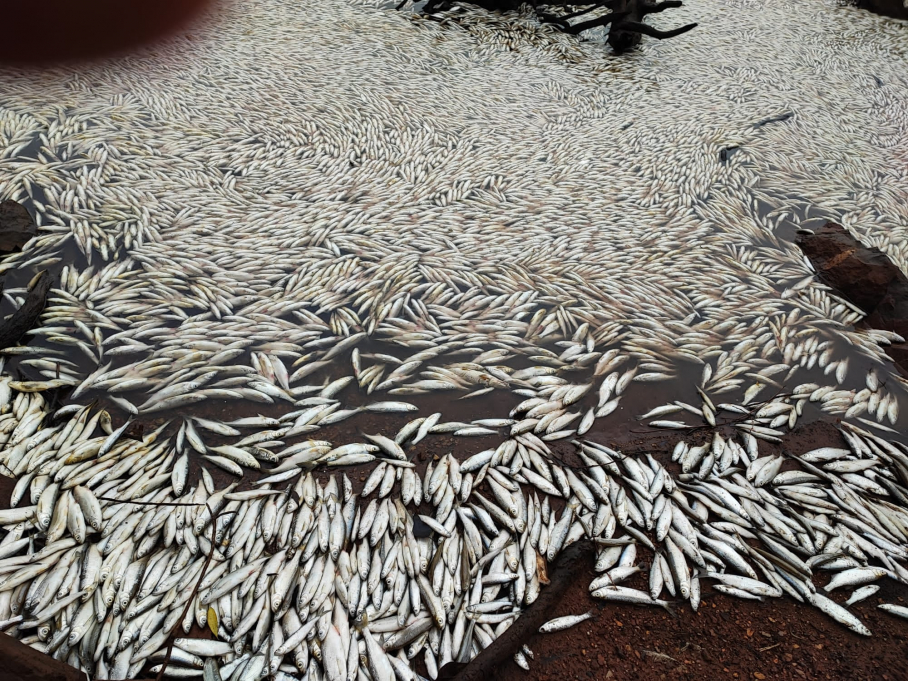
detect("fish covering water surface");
top-left (0, 0), bottom-right (907, 678)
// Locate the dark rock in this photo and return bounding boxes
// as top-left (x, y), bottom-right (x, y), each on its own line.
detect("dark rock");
top-left (0, 270), bottom-right (52, 348)
top-left (797, 222), bottom-right (908, 373)
top-left (0, 201), bottom-right (36, 254)
top-left (886, 345), bottom-right (908, 372)
top-left (797, 222), bottom-right (899, 313)
top-left (853, 0), bottom-right (908, 20)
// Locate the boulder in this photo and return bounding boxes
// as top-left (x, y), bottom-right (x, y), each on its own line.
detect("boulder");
top-left (797, 221), bottom-right (908, 372)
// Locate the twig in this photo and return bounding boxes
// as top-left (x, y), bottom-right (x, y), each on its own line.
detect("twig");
top-left (641, 650), bottom-right (678, 663)
top-left (97, 497), bottom-right (207, 507)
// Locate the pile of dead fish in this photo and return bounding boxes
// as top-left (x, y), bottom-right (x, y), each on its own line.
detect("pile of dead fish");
top-left (0, 350), bottom-right (908, 678)
top-left (0, 0), bottom-right (907, 677)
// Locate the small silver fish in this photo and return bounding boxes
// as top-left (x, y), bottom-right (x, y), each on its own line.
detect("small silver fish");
top-left (845, 585), bottom-right (880, 606)
top-left (538, 610), bottom-right (594, 633)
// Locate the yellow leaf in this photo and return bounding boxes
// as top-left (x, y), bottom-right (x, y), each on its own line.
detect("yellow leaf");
top-left (207, 606), bottom-right (218, 637)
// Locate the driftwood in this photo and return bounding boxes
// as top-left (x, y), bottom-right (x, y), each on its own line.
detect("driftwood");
top-left (0, 630), bottom-right (84, 681)
top-left (0, 271), bottom-right (52, 349)
top-left (408, 0), bottom-right (697, 53)
top-left (438, 539), bottom-right (594, 681)
top-left (598, 0), bottom-right (696, 52)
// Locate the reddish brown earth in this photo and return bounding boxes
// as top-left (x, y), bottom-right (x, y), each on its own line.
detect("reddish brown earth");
top-left (3, 391), bottom-right (908, 681)
top-left (491, 559), bottom-right (908, 681)
top-left (6, 367), bottom-right (908, 681)
top-left (4, 419), bottom-right (908, 681)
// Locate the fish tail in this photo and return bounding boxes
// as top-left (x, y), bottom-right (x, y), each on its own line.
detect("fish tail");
top-left (661, 600), bottom-right (678, 619)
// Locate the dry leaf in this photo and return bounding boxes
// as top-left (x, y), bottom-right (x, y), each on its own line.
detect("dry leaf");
top-left (536, 552), bottom-right (550, 585)
top-left (207, 606), bottom-right (219, 637)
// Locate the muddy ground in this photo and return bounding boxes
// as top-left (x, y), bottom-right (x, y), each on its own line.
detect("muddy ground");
top-left (491, 559), bottom-right (908, 681)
